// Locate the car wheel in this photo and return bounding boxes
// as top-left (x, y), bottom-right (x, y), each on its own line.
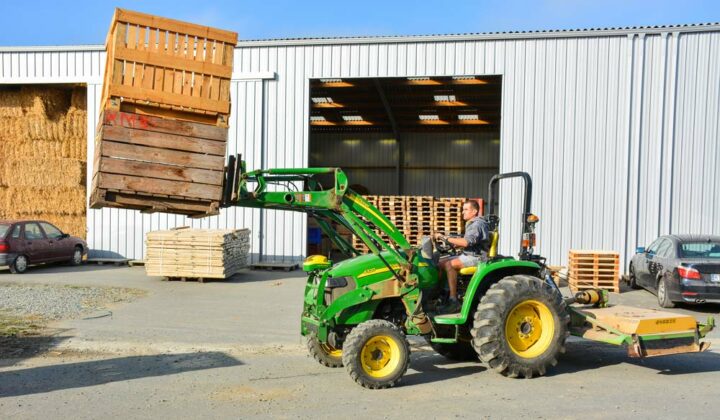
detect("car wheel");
top-left (9, 255), bottom-right (28, 274)
top-left (657, 277), bottom-right (675, 308)
top-left (70, 246), bottom-right (83, 266)
top-left (628, 264), bottom-right (640, 289)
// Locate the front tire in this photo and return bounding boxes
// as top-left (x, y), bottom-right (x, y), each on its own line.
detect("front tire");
top-left (70, 246), bottom-right (83, 266)
top-left (628, 264), bottom-right (640, 289)
top-left (342, 320), bottom-right (410, 389)
top-left (657, 277), bottom-right (675, 308)
top-left (306, 335), bottom-right (343, 368)
top-left (10, 255), bottom-right (28, 274)
top-left (471, 275), bottom-right (569, 378)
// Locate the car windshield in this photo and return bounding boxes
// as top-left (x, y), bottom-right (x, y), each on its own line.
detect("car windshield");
top-left (679, 242), bottom-right (720, 259)
top-left (0, 224), bottom-right (9, 238)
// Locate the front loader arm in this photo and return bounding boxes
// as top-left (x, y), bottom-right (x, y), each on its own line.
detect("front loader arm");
top-left (221, 156), bottom-right (411, 265)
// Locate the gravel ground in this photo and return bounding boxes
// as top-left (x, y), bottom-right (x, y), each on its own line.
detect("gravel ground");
top-left (0, 284), bottom-right (145, 323)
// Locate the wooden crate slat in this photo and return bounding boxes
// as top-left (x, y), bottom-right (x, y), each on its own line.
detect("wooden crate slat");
top-left (103, 110), bottom-right (227, 141)
top-left (102, 124), bottom-right (226, 155)
top-left (101, 140), bottom-right (224, 171)
top-left (108, 84), bottom-right (230, 114)
top-left (91, 189), bottom-right (218, 216)
top-left (114, 8), bottom-right (238, 45)
top-left (114, 46), bottom-right (233, 79)
top-left (100, 157), bottom-right (223, 186)
top-left (96, 173), bottom-right (221, 201)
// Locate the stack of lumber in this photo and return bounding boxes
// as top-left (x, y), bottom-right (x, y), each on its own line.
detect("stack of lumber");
top-left (91, 8), bottom-right (238, 217)
top-left (145, 228), bottom-right (251, 280)
top-left (568, 250), bottom-right (620, 293)
top-left (351, 195), bottom-right (472, 253)
top-left (0, 85), bottom-right (87, 238)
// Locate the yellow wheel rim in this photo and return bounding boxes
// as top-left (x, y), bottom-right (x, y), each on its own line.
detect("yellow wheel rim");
top-left (360, 335), bottom-right (401, 378)
top-left (320, 342), bottom-right (342, 358)
top-left (504, 299), bottom-right (555, 358)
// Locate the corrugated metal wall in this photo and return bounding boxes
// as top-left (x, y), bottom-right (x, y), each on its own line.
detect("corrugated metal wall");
top-left (2, 27), bottom-right (719, 268)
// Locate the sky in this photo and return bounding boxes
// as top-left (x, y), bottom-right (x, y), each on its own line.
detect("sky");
top-left (0, 0), bottom-right (719, 46)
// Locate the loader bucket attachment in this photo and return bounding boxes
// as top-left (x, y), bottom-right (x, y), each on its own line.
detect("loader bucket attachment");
top-left (569, 305), bottom-right (714, 358)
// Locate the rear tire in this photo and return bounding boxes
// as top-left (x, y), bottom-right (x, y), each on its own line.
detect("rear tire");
top-left (471, 275), bottom-right (569, 378)
top-left (342, 320), bottom-right (410, 389)
top-left (9, 255), bottom-right (28, 274)
top-left (657, 277), bottom-right (675, 308)
top-left (306, 335), bottom-right (343, 368)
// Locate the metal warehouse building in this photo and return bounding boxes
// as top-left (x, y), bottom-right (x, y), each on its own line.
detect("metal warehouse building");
top-left (1, 23), bottom-right (720, 269)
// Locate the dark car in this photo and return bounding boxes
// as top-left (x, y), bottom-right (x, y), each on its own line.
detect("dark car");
top-left (628, 234), bottom-right (720, 308)
top-left (0, 220), bottom-right (87, 274)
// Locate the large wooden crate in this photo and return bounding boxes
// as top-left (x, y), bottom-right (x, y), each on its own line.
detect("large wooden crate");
top-left (100, 8), bottom-right (237, 126)
top-left (568, 250), bottom-right (621, 293)
top-left (92, 9), bottom-right (238, 217)
top-left (90, 110), bottom-right (227, 216)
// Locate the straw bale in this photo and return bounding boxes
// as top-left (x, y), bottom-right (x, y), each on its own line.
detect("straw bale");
top-left (0, 186), bottom-right (86, 215)
top-left (0, 139), bottom-right (63, 160)
top-left (70, 87), bottom-right (86, 111)
top-left (0, 158), bottom-right (84, 188)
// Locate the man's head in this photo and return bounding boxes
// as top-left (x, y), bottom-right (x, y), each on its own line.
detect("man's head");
top-left (462, 200), bottom-right (480, 221)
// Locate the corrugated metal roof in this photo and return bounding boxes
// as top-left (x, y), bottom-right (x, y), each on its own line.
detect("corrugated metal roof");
top-left (237, 22), bottom-right (720, 46)
top-left (1, 22), bottom-right (719, 52)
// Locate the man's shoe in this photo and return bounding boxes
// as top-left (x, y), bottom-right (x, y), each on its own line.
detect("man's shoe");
top-left (440, 298), bottom-right (461, 314)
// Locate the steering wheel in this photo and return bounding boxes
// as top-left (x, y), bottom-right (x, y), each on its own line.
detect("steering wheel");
top-left (433, 234), bottom-right (457, 256)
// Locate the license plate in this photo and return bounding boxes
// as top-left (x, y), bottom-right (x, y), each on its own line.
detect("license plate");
top-left (711, 274), bottom-right (720, 283)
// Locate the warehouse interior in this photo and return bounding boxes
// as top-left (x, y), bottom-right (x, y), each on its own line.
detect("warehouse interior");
top-left (307, 75), bottom-right (502, 255)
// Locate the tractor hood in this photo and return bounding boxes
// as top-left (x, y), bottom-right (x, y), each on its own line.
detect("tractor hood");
top-left (328, 251), bottom-right (404, 280)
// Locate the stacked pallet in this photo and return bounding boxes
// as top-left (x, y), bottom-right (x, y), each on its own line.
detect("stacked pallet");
top-left (145, 228), bottom-right (251, 280)
top-left (433, 198), bottom-right (466, 234)
top-left (568, 250), bottom-right (620, 293)
top-left (405, 196), bottom-right (434, 246)
top-left (91, 9), bottom-right (237, 217)
top-left (0, 85), bottom-right (88, 238)
top-left (351, 195), bottom-right (470, 253)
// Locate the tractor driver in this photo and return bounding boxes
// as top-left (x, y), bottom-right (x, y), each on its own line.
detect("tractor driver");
top-left (433, 200), bottom-right (489, 313)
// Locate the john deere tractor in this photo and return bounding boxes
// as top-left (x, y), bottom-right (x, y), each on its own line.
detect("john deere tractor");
top-left (221, 156), bottom-right (713, 389)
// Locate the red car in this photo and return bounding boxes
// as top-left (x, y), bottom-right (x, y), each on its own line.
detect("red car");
top-left (0, 220), bottom-right (87, 274)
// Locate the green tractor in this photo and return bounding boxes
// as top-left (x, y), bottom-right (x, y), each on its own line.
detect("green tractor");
top-left (222, 156), bottom-right (713, 389)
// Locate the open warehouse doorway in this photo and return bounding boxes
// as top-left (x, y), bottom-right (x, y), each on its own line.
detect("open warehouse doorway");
top-left (307, 75), bottom-right (502, 257)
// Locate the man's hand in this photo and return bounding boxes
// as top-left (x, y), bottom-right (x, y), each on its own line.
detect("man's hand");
top-left (433, 232), bottom-right (447, 241)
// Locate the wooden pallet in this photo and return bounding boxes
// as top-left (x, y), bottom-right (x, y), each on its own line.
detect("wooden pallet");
top-left (101, 8), bottom-right (238, 127)
top-left (568, 250), bottom-right (620, 292)
top-left (90, 110), bottom-right (226, 217)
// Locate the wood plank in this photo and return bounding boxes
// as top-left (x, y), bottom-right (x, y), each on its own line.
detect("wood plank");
top-left (103, 110), bottom-right (228, 141)
top-left (101, 141), bottom-right (225, 171)
top-left (97, 172), bottom-right (221, 201)
top-left (109, 83), bottom-right (230, 114)
top-left (100, 157), bottom-right (224, 186)
top-left (119, 103), bottom-right (220, 126)
top-left (93, 189), bottom-right (218, 214)
top-left (114, 46), bottom-right (233, 79)
top-left (116, 8), bottom-right (238, 44)
top-left (101, 124), bottom-right (226, 155)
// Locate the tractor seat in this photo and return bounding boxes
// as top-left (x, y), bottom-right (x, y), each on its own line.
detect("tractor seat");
top-left (458, 231), bottom-right (499, 276)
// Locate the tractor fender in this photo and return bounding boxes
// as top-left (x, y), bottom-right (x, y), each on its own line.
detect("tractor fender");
top-left (456, 259), bottom-right (542, 324)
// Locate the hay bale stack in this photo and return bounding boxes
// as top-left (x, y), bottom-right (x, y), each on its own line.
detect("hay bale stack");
top-left (145, 228), bottom-right (251, 280)
top-left (0, 85), bottom-right (87, 238)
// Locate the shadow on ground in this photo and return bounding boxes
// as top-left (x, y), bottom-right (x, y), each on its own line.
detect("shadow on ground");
top-left (402, 351), bottom-right (486, 386)
top-left (0, 351), bottom-right (242, 397)
top-left (549, 339), bottom-right (720, 377)
top-left (0, 332), bottom-right (70, 367)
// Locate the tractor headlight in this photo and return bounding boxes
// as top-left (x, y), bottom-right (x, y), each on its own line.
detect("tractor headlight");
top-left (326, 276), bottom-right (350, 288)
